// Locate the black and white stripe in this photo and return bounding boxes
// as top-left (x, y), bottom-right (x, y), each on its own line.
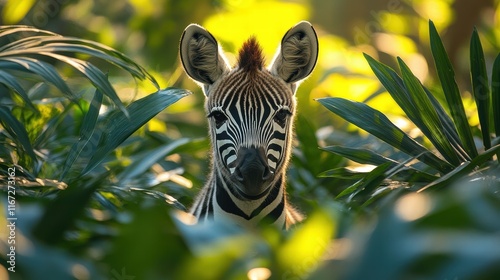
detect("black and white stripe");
top-left (179, 21), bottom-right (318, 229)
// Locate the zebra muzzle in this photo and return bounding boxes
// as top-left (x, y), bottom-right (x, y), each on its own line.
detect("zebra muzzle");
top-left (232, 147), bottom-right (273, 197)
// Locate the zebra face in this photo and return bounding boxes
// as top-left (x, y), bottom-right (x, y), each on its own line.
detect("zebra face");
top-left (206, 72), bottom-right (295, 197)
top-left (180, 21), bottom-right (318, 200)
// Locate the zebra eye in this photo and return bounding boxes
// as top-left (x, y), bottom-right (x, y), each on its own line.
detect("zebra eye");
top-left (274, 109), bottom-right (291, 126)
top-left (208, 111), bottom-right (227, 127)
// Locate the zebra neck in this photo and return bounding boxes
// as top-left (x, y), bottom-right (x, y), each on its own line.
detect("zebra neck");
top-left (212, 168), bottom-right (286, 224)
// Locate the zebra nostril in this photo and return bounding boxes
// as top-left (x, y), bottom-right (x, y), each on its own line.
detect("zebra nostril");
top-left (234, 168), bottom-right (244, 182)
top-left (262, 167), bottom-right (272, 180)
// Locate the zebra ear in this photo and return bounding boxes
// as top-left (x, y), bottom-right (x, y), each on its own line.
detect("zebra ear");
top-left (180, 24), bottom-right (230, 94)
top-left (269, 21), bottom-right (318, 87)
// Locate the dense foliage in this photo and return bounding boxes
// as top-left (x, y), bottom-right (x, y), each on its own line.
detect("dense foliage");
top-left (1, 1), bottom-right (500, 279)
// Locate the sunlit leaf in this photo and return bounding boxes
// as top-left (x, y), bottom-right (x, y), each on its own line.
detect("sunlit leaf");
top-left (363, 54), bottom-right (421, 128)
top-left (118, 138), bottom-right (191, 182)
top-left (322, 145), bottom-right (438, 182)
top-left (317, 97), bottom-right (453, 173)
top-left (0, 26), bottom-right (158, 89)
top-left (492, 53), bottom-right (500, 139)
top-left (346, 162), bottom-right (393, 204)
top-left (424, 86), bottom-right (470, 162)
top-left (318, 167), bottom-right (368, 180)
top-left (364, 53), bottom-right (464, 166)
top-left (418, 144), bottom-right (500, 192)
top-left (470, 28), bottom-right (491, 149)
top-left (0, 58), bottom-right (77, 102)
top-left (82, 88), bottom-right (190, 175)
top-left (322, 145), bottom-right (398, 166)
top-left (429, 20), bottom-right (477, 158)
top-left (336, 163), bottom-right (391, 199)
top-left (40, 52), bottom-right (127, 114)
top-left (398, 57), bottom-right (461, 166)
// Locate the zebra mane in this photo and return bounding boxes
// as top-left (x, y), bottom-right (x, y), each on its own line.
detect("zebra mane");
top-left (237, 37), bottom-right (265, 73)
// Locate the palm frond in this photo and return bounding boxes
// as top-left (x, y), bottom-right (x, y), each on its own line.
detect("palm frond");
top-left (470, 28), bottom-right (492, 149)
top-left (0, 25), bottom-right (159, 113)
top-left (429, 20), bottom-right (477, 158)
top-left (82, 88), bottom-right (190, 175)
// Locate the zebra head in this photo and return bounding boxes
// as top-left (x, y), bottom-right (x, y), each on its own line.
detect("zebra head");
top-left (180, 21), bottom-right (318, 199)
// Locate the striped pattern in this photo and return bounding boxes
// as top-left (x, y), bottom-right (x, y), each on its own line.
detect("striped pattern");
top-left (191, 69), bottom-right (302, 228)
top-left (180, 21), bottom-right (318, 229)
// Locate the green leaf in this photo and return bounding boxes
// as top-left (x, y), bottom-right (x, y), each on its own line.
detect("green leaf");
top-left (0, 105), bottom-right (37, 162)
top-left (365, 53), bottom-right (468, 163)
top-left (317, 97), bottom-right (453, 173)
top-left (470, 28), bottom-right (491, 149)
top-left (318, 167), bottom-right (367, 180)
top-left (39, 52), bottom-right (127, 115)
top-left (418, 144), bottom-right (500, 192)
top-left (363, 54), bottom-right (421, 128)
top-left (60, 89), bottom-right (103, 181)
top-left (0, 58), bottom-right (77, 102)
top-left (0, 69), bottom-right (37, 111)
top-left (492, 53), bottom-right (500, 139)
top-left (336, 162), bottom-right (392, 200)
top-left (429, 20), bottom-right (477, 158)
top-left (321, 145), bottom-right (438, 182)
top-left (0, 25), bottom-right (158, 89)
top-left (424, 87), bottom-right (470, 161)
top-left (322, 145), bottom-right (399, 166)
top-left (398, 57), bottom-right (461, 166)
top-left (349, 162), bottom-right (394, 203)
top-left (117, 138), bottom-right (191, 182)
top-left (38, 40), bottom-right (158, 88)
top-left (82, 88), bottom-right (190, 175)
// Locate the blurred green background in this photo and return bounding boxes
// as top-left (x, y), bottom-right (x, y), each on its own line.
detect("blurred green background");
top-left (1, 0), bottom-right (500, 279)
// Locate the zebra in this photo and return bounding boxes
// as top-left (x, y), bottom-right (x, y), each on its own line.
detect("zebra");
top-left (179, 21), bottom-right (318, 229)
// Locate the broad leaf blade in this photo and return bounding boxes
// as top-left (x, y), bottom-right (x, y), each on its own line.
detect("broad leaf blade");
top-left (117, 138), bottom-right (191, 182)
top-left (40, 41), bottom-right (158, 88)
top-left (321, 145), bottom-right (438, 182)
top-left (0, 69), bottom-right (37, 111)
top-left (0, 105), bottom-right (37, 162)
top-left (317, 97), bottom-right (453, 173)
top-left (365, 53), bottom-right (468, 163)
top-left (0, 58), bottom-right (77, 101)
top-left (0, 26), bottom-right (158, 89)
top-left (364, 54), bottom-right (422, 129)
top-left (429, 20), bottom-right (477, 158)
top-left (39, 52), bottom-right (127, 115)
top-left (470, 28), bottom-right (491, 149)
top-left (60, 89), bottom-right (103, 181)
top-left (424, 87), bottom-right (470, 161)
top-left (82, 88), bottom-right (190, 175)
top-left (340, 162), bottom-right (392, 202)
top-left (322, 145), bottom-right (398, 166)
top-left (492, 53), bottom-right (500, 139)
top-left (418, 144), bottom-right (500, 192)
top-left (398, 57), bottom-right (461, 166)
top-left (318, 167), bottom-right (367, 180)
